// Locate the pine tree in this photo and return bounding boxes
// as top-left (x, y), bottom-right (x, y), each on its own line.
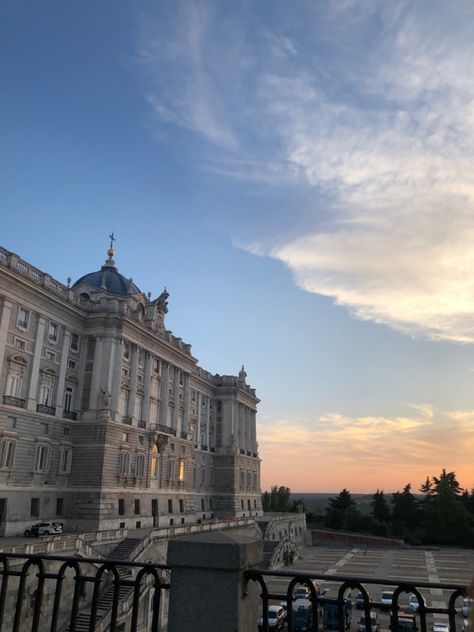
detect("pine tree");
top-left (371, 489), bottom-right (391, 523)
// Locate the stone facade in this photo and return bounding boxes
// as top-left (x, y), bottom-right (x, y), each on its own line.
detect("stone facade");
top-left (0, 243), bottom-right (262, 535)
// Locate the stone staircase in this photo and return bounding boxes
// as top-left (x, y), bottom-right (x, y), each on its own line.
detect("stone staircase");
top-left (69, 537), bottom-right (144, 632)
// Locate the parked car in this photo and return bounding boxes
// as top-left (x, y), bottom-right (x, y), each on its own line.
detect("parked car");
top-left (279, 601), bottom-right (289, 621)
top-left (356, 591), bottom-right (372, 609)
top-left (433, 622), bottom-right (449, 632)
top-left (293, 598), bottom-right (313, 632)
top-left (463, 618), bottom-right (469, 632)
top-left (257, 605), bottom-right (285, 631)
top-left (462, 598), bottom-right (473, 618)
top-left (380, 591), bottom-right (395, 611)
top-left (294, 586), bottom-right (311, 600)
top-left (323, 599), bottom-right (352, 630)
top-left (23, 521), bottom-right (63, 537)
top-left (409, 595), bottom-right (420, 613)
top-left (358, 611), bottom-right (380, 632)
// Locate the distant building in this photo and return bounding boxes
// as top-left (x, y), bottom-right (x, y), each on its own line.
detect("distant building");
top-left (0, 240), bottom-right (262, 535)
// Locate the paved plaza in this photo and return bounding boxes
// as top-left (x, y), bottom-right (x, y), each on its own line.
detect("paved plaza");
top-left (263, 545), bottom-right (474, 630)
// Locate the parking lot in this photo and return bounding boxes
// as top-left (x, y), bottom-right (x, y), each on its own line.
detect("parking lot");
top-left (260, 545), bottom-right (474, 630)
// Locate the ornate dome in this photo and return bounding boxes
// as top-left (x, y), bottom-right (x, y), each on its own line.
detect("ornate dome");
top-left (72, 248), bottom-right (141, 296)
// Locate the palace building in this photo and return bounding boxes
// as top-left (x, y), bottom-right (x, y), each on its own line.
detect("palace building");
top-left (0, 240), bottom-right (262, 535)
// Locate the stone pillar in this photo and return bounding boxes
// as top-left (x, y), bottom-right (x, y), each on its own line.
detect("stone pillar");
top-left (55, 329), bottom-right (71, 414)
top-left (88, 336), bottom-right (103, 411)
top-left (196, 392), bottom-right (202, 444)
top-left (159, 363), bottom-right (169, 427)
top-left (172, 368), bottom-right (179, 432)
top-left (27, 315), bottom-right (47, 410)
top-left (75, 336), bottom-right (90, 414)
top-left (0, 298), bottom-right (13, 380)
top-left (251, 410), bottom-right (257, 454)
top-left (206, 396), bottom-right (211, 447)
top-left (167, 531), bottom-right (262, 632)
top-left (182, 373), bottom-right (190, 437)
top-left (128, 344), bottom-right (139, 422)
top-left (142, 352), bottom-right (152, 424)
top-left (110, 338), bottom-right (123, 418)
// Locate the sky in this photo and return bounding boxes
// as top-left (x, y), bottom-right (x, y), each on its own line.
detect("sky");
top-left (1, 0), bottom-right (473, 493)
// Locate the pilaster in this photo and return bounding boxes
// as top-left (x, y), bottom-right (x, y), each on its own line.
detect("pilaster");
top-left (127, 344), bottom-right (139, 423)
top-left (26, 315), bottom-right (47, 410)
top-left (88, 336), bottom-right (103, 411)
top-left (0, 298), bottom-right (13, 380)
top-left (55, 329), bottom-right (71, 414)
top-left (142, 352), bottom-right (152, 425)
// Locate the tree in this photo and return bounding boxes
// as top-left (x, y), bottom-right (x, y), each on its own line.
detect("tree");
top-left (371, 490), bottom-right (391, 523)
top-left (261, 485), bottom-right (292, 513)
top-left (419, 476), bottom-right (433, 503)
top-left (432, 469), bottom-right (463, 496)
top-left (423, 475), bottom-right (474, 546)
top-left (391, 484), bottom-right (420, 536)
top-left (324, 489), bottom-right (356, 530)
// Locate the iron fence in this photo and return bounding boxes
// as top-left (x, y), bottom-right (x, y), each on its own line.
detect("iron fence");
top-left (0, 553), bottom-right (170, 632)
top-left (245, 569), bottom-right (468, 632)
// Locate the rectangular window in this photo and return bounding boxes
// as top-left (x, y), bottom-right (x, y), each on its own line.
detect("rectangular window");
top-left (151, 499), bottom-right (158, 516)
top-left (17, 307), bottom-right (29, 330)
top-left (39, 384), bottom-right (51, 406)
top-left (14, 337), bottom-right (26, 351)
top-left (118, 451), bottom-right (129, 476)
top-left (0, 440), bottom-right (15, 468)
top-left (168, 499), bottom-right (173, 513)
top-left (70, 333), bottom-right (79, 352)
top-left (48, 322), bottom-right (58, 342)
top-left (68, 358), bottom-right (77, 370)
top-left (118, 498), bottom-right (125, 516)
top-left (209, 498), bottom-right (213, 510)
top-left (122, 367), bottom-right (129, 378)
top-left (56, 498), bottom-right (64, 516)
top-left (6, 373), bottom-right (21, 397)
top-left (179, 372), bottom-right (184, 386)
top-left (40, 422), bottom-right (49, 435)
top-left (178, 460), bottom-right (185, 482)
top-left (7, 417), bottom-right (16, 429)
top-left (138, 436), bottom-right (144, 445)
top-left (135, 453), bottom-right (144, 477)
top-left (123, 344), bottom-right (130, 361)
top-left (64, 387), bottom-right (74, 412)
top-left (153, 359), bottom-right (160, 374)
top-left (31, 498), bottom-right (40, 518)
top-left (45, 350), bottom-right (56, 362)
top-left (179, 499), bottom-right (184, 513)
top-left (201, 498), bottom-right (205, 511)
top-left (134, 499), bottom-right (140, 515)
top-left (59, 447), bottom-right (72, 474)
top-left (35, 444), bottom-right (50, 472)
top-left (167, 459), bottom-right (175, 481)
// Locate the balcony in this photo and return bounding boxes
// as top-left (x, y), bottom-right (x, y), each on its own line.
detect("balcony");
top-left (137, 419), bottom-right (147, 428)
top-left (63, 409), bottom-right (77, 420)
top-left (121, 416), bottom-right (132, 425)
top-left (151, 424), bottom-right (177, 437)
top-left (240, 448), bottom-right (245, 454)
top-left (181, 431), bottom-right (188, 439)
top-left (37, 403), bottom-right (56, 416)
top-left (2, 395), bottom-right (25, 408)
top-left (209, 446), bottom-right (215, 452)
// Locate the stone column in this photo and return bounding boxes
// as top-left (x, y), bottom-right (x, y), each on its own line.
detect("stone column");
top-left (206, 396), bottom-right (211, 447)
top-left (0, 298), bottom-right (13, 380)
top-left (167, 531), bottom-right (262, 632)
top-left (75, 336), bottom-right (89, 413)
top-left (196, 392), bottom-right (202, 444)
top-left (88, 336), bottom-right (103, 411)
top-left (27, 315), bottom-right (47, 410)
top-left (142, 352), bottom-right (152, 425)
top-left (172, 368), bottom-right (179, 432)
top-left (110, 338), bottom-right (123, 419)
top-left (251, 410), bottom-right (257, 454)
top-left (55, 329), bottom-right (71, 414)
top-left (127, 344), bottom-right (139, 422)
top-left (182, 374), bottom-right (190, 437)
top-left (159, 363), bottom-right (169, 427)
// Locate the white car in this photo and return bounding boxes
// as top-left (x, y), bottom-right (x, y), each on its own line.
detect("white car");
top-left (23, 521), bottom-right (63, 536)
top-left (380, 591), bottom-right (394, 610)
top-left (294, 586), bottom-right (310, 600)
top-left (433, 622), bottom-right (449, 632)
top-left (257, 605), bottom-right (285, 630)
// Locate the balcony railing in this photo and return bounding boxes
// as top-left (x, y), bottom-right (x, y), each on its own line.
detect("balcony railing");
top-left (0, 552), bottom-right (170, 632)
top-left (37, 403), bottom-right (56, 416)
top-left (137, 419), bottom-right (146, 428)
top-left (181, 431), bottom-right (188, 439)
top-left (244, 568), bottom-right (468, 632)
top-left (153, 424), bottom-right (176, 437)
top-left (63, 409), bottom-right (77, 420)
top-left (122, 416), bottom-right (132, 425)
top-left (2, 395), bottom-right (25, 408)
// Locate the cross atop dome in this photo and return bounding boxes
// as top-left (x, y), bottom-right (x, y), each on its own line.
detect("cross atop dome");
top-left (105, 232), bottom-right (116, 267)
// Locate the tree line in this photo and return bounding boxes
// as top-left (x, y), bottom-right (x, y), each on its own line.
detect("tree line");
top-left (317, 470), bottom-right (474, 547)
top-left (262, 470), bottom-right (474, 547)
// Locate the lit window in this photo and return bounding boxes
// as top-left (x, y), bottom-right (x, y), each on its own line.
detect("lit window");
top-left (48, 322), bottom-right (58, 342)
top-left (179, 460), bottom-right (185, 482)
top-left (17, 308), bottom-right (29, 330)
top-left (70, 333), bottom-right (79, 352)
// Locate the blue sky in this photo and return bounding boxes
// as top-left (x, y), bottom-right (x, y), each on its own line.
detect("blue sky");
top-left (1, 1), bottom-right (474, 491)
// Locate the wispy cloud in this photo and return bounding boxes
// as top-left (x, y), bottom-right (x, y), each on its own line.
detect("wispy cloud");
top-left (259, 405), bottom-right (474, 492)
top-left (138, 1), bottom-right (474, 342)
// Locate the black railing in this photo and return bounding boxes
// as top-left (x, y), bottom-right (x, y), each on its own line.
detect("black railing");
top-left (37, 404), bottom-right (56, 416)
top-left (0, 553), bottom-right (170, 632)
top-left (181, 431), bottom-right (188, 439)
top-left (245, 569), bottom-right (468, 632)
top-left (240, 448), bottom-right (245, 454)
top-left (63, 410), bottom-right (77, 420)
top-left (137, 419), bottom-right (146, 428)
top-left (2, 395), bottom-right (25, 408)
top-left (122, 416), bottom-right (132, 425)
top-left (155, 424), bottom-right (176, 437)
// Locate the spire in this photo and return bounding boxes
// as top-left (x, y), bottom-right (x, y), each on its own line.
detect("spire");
top-left (104, 232), bottom-right (116, 268)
